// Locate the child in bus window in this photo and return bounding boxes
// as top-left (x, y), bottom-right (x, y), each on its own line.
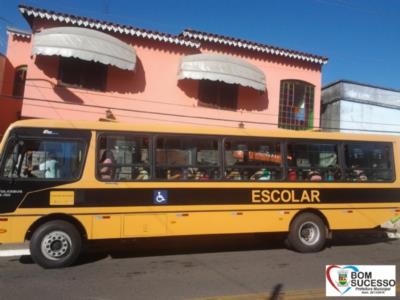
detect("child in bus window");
top-left (99, 150), bottom-right (115, 180)
top-left (308, 170), bottom-right (322, 181)
top-left (250, 168), bottom-right (271, 180)
top-left (226, 169), bottom-right (242, 180)
top-left (136, 167), bottom-right (149, 180)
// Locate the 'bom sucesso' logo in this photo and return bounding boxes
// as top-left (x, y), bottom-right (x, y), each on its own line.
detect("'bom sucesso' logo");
top-left (326, 265), bottom-right (396, 297)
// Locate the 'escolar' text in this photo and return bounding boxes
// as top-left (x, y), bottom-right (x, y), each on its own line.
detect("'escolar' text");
top-left (251, 189), bottom-right (320, 203)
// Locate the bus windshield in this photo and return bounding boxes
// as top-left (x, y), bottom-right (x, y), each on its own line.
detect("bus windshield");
top-left (1, 137), bottom-right (86, 180)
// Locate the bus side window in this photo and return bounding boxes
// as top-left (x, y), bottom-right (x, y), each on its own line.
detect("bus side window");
top-left (344, 143), bottom-right (393, 182)
top-left (97, 135), bottom-right (150, 181)
top-left (287, 142), bottom-right (340, 182)
top-left (224, 139), bottom-right (283, 181)
top-left (155, 136), bottom-right (220, 181)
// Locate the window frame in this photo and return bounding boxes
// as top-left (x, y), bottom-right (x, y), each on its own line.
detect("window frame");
top-left (58, 57), bottom-right (108, 91)
top-left (96, 132), bottom-right (153, 182)
top-left (198, 80), bottom-right (239, 110)
top-left (154, 134), bottom-right (222, 181)
top-left (222, 137), bottom-right (285, 181)
top-left (285, 139), bottom-right (342, 182)
top-left (278, 80), bottom-right (315, 130)
top-left (342, 141), bottom-right (395, 183)
top-left (12, 65), bottom-right (27, 99)
top-left (92, 130), bottom-right (396, 183)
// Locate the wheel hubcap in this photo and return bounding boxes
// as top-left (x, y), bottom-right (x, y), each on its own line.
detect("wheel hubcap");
top-left (298, 221), bottom-right (320, 246)
top-left (41, 231), bottom-right (72, 261)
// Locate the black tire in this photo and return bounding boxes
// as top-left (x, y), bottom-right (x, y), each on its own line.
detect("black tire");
top-left (287, 213), bottom-right (327, 253)
top-left (29, 220), bottom-right (82, 269)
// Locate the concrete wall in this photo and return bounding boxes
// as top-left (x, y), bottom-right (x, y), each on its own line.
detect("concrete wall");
top-left (321, 81), bottom-right (400, 135)
top-left (339, 101), bottom-right (400, 134)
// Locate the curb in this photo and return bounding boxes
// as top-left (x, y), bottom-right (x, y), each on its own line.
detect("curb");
top-left (0, 249), bottom-right (30, 257)
top-left (0, 243), bottom-right (30, 257)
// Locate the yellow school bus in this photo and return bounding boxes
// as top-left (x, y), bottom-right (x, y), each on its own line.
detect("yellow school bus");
top-left (0, 119), bottom-right (399, 268)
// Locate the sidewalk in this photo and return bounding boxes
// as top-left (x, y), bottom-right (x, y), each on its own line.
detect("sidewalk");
top-left (382, 216), bottom-right (400, 239)
top-left (0, 242), bottom-right (30, 257)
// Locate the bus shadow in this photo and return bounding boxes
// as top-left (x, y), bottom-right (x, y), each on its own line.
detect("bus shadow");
top-left (18, 229), bottom-right (396, 267)
top-left (78, 233), bottom-right (287, 265)
top-left (329, 229), bottom-right (394, 247)
top-left (77, 229), bottom-right (396, 265)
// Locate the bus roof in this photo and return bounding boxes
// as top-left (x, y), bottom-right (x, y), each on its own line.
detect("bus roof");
top-left (6, 119), bottom-right (398, 142)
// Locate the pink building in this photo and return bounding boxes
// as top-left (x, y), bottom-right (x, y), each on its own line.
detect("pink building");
top-left (1, 4), bottom-right (328, 136)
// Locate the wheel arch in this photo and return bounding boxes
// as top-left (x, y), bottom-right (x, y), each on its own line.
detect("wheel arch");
top-left (289, 208), bottom-right (331, 234)
top-left (25, 213), bottom-right (87, 241)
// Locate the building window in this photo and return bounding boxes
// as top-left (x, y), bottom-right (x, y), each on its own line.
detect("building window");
top-left (12, 65), bottom-right (27, 98)
top-left (58, 57), bottom-right (107, 91)
top-left (278, 80), bottom-right (314, 130)
top-left (198, 80), bottom-right (238, 110)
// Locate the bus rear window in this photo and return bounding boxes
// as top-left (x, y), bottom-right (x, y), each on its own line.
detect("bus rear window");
top-left (1, 138), bottom-right (86, 180)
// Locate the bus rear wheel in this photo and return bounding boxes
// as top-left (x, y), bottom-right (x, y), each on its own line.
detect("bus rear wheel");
top-left (288, 213), bottom-right (327, 253)
top-left (30, 220), bottom-right (82, 269)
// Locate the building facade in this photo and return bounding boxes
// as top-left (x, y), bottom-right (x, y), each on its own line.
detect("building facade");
top-left (321, 80), bottom-right (400, 134)
top-left (0, 43), bottom-right (25, 137)
top-left (1, 5), bottom-right (327, 137)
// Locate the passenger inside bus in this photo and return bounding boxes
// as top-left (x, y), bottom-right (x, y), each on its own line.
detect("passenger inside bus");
top-left (167, 169), bottom-right (182, 180)
top-left (250, 168), bottom-right (271, 180)
top-left (225, 168), bottom-right (242, 180)
top-left (135, 167), bottom-right (149, 180)
top-left (99, 149), bottom-right (116, 180)
top-left (39, 151), bottom-right (59, 179)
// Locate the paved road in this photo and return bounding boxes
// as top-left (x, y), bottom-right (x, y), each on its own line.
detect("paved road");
top-left (0, 230), bottom-right (399, 300)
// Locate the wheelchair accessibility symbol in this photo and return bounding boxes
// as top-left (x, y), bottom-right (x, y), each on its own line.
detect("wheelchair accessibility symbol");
top-left (153, 190), bottom-right (168, 204)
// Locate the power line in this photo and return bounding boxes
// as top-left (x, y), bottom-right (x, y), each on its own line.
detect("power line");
top-left (8, 81), bottom-right (400, 127)
top-left (4, 93), bottom-right (400, 134)
top-left (2, 77), bottom-right (400, 131)
top-left (3, 78), bottom-right (400, 129)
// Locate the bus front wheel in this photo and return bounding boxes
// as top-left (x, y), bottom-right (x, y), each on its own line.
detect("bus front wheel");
top-left (287, 213), bottom-right (327, 253)
top-left (30, 220), bottom-right (82, 269)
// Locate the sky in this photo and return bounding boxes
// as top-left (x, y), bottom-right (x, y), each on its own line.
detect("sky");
top-left (0, 0), bottom-right (399, 89)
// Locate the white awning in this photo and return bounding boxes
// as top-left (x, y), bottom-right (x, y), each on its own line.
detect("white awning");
top-left (32, 27), bottom-right (136, 70)
top-left (178, 53), bottom-right (266, 92)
